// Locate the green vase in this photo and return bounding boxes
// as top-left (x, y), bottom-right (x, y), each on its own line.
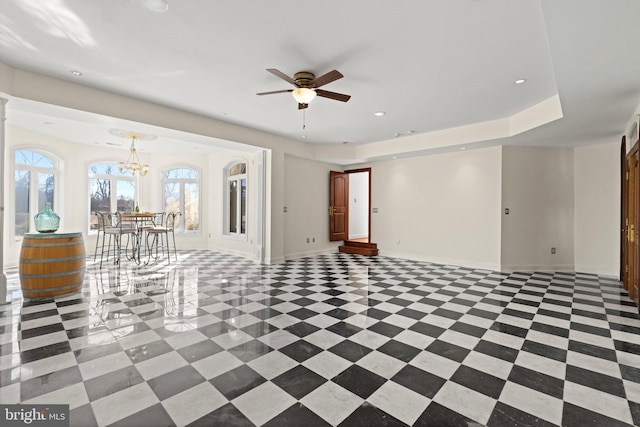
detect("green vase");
top-left (34, 203), bottom-right (60, 233)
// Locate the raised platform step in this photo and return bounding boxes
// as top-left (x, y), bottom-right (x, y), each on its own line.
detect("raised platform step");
top-left (339, 241), bottom-right (379, 256)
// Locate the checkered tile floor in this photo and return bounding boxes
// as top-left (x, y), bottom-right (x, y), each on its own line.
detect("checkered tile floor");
top-left (2, 251), bottom-right (640, 426)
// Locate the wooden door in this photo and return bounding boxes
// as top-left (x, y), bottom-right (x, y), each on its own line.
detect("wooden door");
top-left (635, 151), bottom-right (640, 305)
top-left (621, 137), bottom-right (627, 282)
top-left (329, 171), bottom-right (349, 241)
top-left (624, 152), bottom-right (630, 292)
top-left (627, 153), bottom-right (637, 301)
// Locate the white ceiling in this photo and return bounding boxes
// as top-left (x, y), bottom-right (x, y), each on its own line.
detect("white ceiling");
top-left (1, 0), bottom-right (640, 157)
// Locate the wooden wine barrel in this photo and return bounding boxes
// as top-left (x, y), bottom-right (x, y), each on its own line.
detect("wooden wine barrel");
top-left (19, 232), bottom-right (86, 299)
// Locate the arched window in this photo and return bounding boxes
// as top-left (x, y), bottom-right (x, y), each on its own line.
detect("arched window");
top-left (163, 167), bottom-right (200, 232)
top-left (14, 149), bottom-right (58, 237)
top-left (225, 161), bottom-right (247, 237)
top-left (88, 163), bottom-right (135, 231)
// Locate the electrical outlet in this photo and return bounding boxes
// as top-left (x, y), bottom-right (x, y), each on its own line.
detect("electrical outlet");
top-left (306, 238), bottom-right (310, 243)
top-left (551, 247), bottom-right (556, 254)
top-left (312, 237), bottom-right (315, 242)
top-left (283, 207), bottom-right (287, 212)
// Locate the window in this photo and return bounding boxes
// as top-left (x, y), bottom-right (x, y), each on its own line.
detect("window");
top-left (226, 161), bottom-right (247, 237)
top-left (163, 167), bottom-right (200, 232)
top-left (88, 163), bottom-right (135, 231)
top-left (14, 149), bottom-right (58, 237)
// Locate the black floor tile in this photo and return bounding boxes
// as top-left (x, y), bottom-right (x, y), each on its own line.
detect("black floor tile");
top-left (328, 340), bottom-right (373, 362)
top-left (391, 365), bottom-right (446, 398)
top-left (263, 403), bottom-right (331, 427)
top-left (425, 339), bottom-right (470, 363)
top-left (414, 401), bottom-right (478, 427)
top-left (488, 402), bottom-right (557, 427)
top-left (332, 364), bottom-right (386, 399)
top-left (186, 403), bottom-right (254, 427)
top-left (508, 365), bottom-right (564, 400)
top-left (110, 403), bottom-right (175, 427)
top-left (209, 365), bottom-right (266, 401)
top-left (338, 402), bottom-right (406, 427)
top-left (177, 339), bottom-right (224, 363)
top-left (565, 365), bottom-right (626, 398)
top-left (562, 402), bottom-right (631, 427)
top-left (84, 366), bottom-right (145, 401)
top-left (450, 365), bottom-right (505, 399)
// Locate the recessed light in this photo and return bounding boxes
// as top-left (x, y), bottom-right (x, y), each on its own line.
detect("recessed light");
top-left (70, 70), bottom-right (82, 76)
top-left (392, 156), bottom-right (397, 159)
top-left (407, 130), bottom-right (416, 134)
top-left (460, 147), bottom-right (467, 150)
top-left (301, 135), bottom-right (306, 138)
top-left (514, 78), bottom-right (526, 85)
top-left (142, 0), bottom-right (169, 12)
top-left (374, 111), bottom-right (386, 117)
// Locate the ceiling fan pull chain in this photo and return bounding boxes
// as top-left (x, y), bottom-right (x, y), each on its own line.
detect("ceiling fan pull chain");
top-left (303, 109), bottom-right (306, 130)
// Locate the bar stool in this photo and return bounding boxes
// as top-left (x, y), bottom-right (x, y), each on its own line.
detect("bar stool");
top-left (145, 212), bottom-right (180, 264)
top-left (97, 212), bottom-right (137, 268)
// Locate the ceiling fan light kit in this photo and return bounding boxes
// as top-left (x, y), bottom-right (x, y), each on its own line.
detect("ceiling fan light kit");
top-left (291, 88), bottom-right (316, 104)
top-left (257, 68), bottom-right (351, 110)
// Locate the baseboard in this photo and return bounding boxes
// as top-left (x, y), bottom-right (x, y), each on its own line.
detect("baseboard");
top-left (284, 248), bottom-right (337, 261)
top-left (499, 264), bottom-right (575, 273)
top-left (379, 250), bottom-right (501, 272)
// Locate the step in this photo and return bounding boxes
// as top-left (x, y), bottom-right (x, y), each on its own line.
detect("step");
top-left (339, 241), bottom-right (379, 256)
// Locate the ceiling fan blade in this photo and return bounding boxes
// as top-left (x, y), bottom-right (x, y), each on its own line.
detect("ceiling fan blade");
top-left (310, 70), bottom-right (343, 88)
top-left (316, 89), bottom-right (351, 102)
top-left (257, 89), bottom-right (293, 96)
top-left (298, 103), bottom-right (308, 110)
top-left (266, 69), bottom-right (299, 87)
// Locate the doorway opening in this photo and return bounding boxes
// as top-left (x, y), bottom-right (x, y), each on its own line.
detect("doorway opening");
top-left (346, 168), bottom-right (370, 243)
top-left (329, 168), bottom-right (378, 256)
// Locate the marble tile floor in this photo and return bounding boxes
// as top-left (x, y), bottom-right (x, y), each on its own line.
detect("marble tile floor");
top-left (1, 250), bottom-right (640, 426)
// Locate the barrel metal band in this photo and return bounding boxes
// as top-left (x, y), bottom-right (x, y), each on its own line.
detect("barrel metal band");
top-left (22, 241), bottom-right (85, 248)
top-left (20, 255), bottom-right (86, 264)
top-left (20, 268), bottom-right (86, 279)
top-left (23, 281), bottom-right (82, 295)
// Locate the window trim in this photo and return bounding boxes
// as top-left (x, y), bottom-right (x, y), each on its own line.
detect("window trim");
top-left (223, 160), bottom-right (248, 240)
top-left (161, 165), bottom-right (201, 234)
top-left (12, 147), bottom-right (60, 241)
top-left (87, 161), bottom-right (137, 234)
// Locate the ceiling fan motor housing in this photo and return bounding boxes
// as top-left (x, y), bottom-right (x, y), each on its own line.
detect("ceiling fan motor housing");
top-left (294, 72), bottom-right (316, 88)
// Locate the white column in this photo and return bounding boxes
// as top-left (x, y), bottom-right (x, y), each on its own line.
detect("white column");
top-left (0, 97), bottom-right (8, 304)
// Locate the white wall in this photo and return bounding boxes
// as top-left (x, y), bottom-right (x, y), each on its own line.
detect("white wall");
top-left (363, 146), bottom-right (503, 270)
top-left (501, 146), bottom-right (574, 271)
top-left (284, 155), bottom-right (341, 259)
top-left (348, 172), bottom-right (369, 239)
top-left (574, 142), bottom-right (620, 277)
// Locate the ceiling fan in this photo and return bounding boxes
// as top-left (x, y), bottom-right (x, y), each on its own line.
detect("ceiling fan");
top-left (257, 69), bottom-right (351, 110)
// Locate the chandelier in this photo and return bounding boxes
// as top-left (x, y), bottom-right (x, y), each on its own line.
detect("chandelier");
top-left (110, 129), bottom-right (156, 176)
top-left (118, 136), bottom-right (149, 176)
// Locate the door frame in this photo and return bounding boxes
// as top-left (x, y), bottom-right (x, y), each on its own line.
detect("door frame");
top-left (344, 168), bottom-right (371, 243)
top-left (344, 167), bottom-right (372, 243)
